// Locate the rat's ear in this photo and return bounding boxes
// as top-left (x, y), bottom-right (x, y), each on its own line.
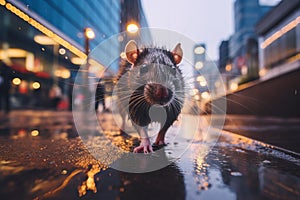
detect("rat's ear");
top-left (125, 40), bottom-right (139, 64)
top-left (172, 43), bottom-right (183, 64)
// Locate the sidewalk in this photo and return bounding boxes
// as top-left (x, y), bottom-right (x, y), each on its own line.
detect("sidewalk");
top-left (1, 110), bottom-right (300, 154)
top-left (0, 110), bottom-right (299, 200)
top-left (0, 109), bottom-right (77, 138)
top-left (222, 115), bottom-right (300, 154)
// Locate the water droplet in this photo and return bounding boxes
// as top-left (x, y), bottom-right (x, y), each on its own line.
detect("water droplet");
top-left (230, 171), bottom-right (242, 176)
top-left (0, 160), bottom-right (11, 164)
top-left (123, 180), bottom-right (130, 186)
top-left (262, 160), bottom-right (271, 164)
top-left (235, 148), bottom-right (245, 153)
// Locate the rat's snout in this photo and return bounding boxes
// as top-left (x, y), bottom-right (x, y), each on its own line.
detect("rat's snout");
top-left (154, 84), bottom-right (169, 99)
top-left (144, 83), bottom-right (173, 105)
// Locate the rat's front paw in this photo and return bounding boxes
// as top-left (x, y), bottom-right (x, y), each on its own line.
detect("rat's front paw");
top-left (133, 138), bottom-right (153, 154)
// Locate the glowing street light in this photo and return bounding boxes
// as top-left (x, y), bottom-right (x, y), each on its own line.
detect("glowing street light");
top-left (32, 81), bottom-right (41, 90)
top-left (225, 63), bottom-right (232, 72)
top-left (194, 46), bottom-right (205, 54)
top-left (12, 77), bottom-right (21, 85)
top-left (84, 27), bottom-right (95, 55)
top-left (126, 23), bottom-right (139, 34)
top-left (84, 27), bottom-right (95, 40)
top-left (195, 61), bottom-right (204, 70)
top-left (201, 92), bottom-right (210, 99)
top-left (82, 27), bottom-right (95, 112)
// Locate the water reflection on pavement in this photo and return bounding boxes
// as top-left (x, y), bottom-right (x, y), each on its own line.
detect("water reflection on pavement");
top-left (0, 110), bottom-right (299, 200)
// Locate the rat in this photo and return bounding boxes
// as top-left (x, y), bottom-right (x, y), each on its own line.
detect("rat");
top-left (116, 40), bottom-right (185, 153)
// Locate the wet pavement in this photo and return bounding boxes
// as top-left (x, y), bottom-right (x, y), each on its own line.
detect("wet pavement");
top-left (0, 110), bottom-right (299, 200)
top-left (222, 115), bottom-right (300, 153)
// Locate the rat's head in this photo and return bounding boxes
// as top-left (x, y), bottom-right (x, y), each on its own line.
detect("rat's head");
top-left (124, 40), bottom-right (184, 106)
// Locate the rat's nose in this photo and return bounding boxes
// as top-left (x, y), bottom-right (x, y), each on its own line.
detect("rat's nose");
top-left (144, 83), bottom-right (173, 105)
top-left (155, 84), bottom-right (169, 99)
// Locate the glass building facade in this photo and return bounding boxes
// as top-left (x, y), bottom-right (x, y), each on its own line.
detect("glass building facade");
top-left (228, 0), bottom-right (273, 78)
top-left (256, 0), bottom-right (300, 80)
top-left (16, 0), bottom-right (121, 52)
top-left (0, 0), bottom-right (122, 110)
top-left (230, 0), bottom-right (272, 58)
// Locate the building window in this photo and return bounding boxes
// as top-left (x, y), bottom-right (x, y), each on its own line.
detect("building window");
top-left (264, 27), bottom-right (298, 69)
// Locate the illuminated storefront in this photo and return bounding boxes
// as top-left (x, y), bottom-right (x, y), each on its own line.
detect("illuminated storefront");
top-left (0, 0), bottom-right (121, 109)
top-left (256, 0), bottom-right (300, 80)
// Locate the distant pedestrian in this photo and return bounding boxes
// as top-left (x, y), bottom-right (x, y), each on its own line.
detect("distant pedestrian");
top-left (49, 84), bottom-right (62, 109)
top-left (68, 79), bottom-right (74, 111)
top-left (0, 61), bottom-right (12, 113)
top-left (95, 80), bottom-right (106, 112)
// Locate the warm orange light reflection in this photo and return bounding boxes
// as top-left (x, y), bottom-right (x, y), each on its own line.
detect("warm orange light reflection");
top-left (71, 57), bottom-right (86, 65)
top-left (59, 48), bottom-right (66, 55)
top-left (2, 1), bottom-right (107, 71)
top-left (195, 61), bottom-right (204, 70)
top-left (61, 70), bottom-right (71, 79)
top-left (4, 2), bottom-right (87, 60)
top-left (225, 64), bottom-right (232, 72)
top-left (259, 68), bottom-right (267, 77)
top-left (194, 46), bottom-right (205, 54)
top-left (85, 28), bottom-right (95, 39)
top-left (31, 130), bottom-right (39, 137)
top-left (230, 82), bottom-right (238, 91)
top-left (120, 52), bottom-right (126, 59)
top-left (32, 82), bottom-right (40, 89)
top-left (0, 0), bottom-right (6, 6)
top-left (126, 23), bottom-right (139, 34)
top-left (12, 77), bottom-right (21, 85)
top-left (201, 92), bottom-right (210, 99)
top-left (287, 53), bottom-right (300, 63)
top-left (34, 35), bottom-right (56, 45)
top-left (194, 94), bottom-right (200, 101)
top-left (261, 16), bottom-right (300, 49)
top-left (0, 48), bottom-right (27, 59)
top-left (78, 165), bottom-right (100, 197)
top-left (196, 75), bottom-right (206, 85)
top-left (200, 81), bottom-right (207, 87)
top-left (189, 88), bottom-right (198, 96)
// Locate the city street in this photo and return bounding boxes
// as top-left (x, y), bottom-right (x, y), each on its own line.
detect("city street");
top-left (0, 110), bottom-right (299, 200)
top-left (1, 0), bottom-right (300, 199)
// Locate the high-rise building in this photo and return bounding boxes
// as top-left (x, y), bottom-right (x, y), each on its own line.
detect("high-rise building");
top-left (17, 0), bottom-right (120, 50)
top-left (193, 43), bottom-right (207, 93)
top-left (256, 0), bottom-right (300, 80)
top-left (218, 40), bottom-right (229, 72)
top-left (0, 0), bottom-right (148, 109)
top-left (229, 0), bottom-right (274, 76)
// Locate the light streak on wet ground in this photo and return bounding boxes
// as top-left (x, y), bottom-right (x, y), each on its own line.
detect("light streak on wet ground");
top-left (0, 110), bottom-right (299, 200)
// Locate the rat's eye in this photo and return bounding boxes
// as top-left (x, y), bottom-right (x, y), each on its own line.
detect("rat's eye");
top-left (170, 66), bottom-right (177, 76)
